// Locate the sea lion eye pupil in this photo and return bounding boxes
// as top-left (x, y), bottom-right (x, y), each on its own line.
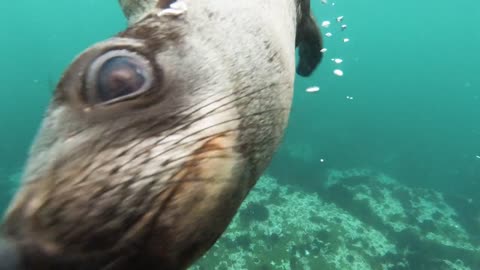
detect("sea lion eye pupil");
top-left (86, 50), bottom-right (153, 105)
top-left (97, 56), bottom-right (146, 102)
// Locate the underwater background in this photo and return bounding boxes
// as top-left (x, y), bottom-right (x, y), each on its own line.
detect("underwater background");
top-left (0, 0), bottom-right (479, 269)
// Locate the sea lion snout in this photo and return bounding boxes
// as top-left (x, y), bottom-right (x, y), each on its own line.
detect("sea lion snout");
top-left (2, 30), bottom-right (249, 269)
top-left (1, 0), bottom-right (323, 269)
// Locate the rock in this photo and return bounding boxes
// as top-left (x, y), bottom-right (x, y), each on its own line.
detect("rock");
top-left (323, 169), bottom-right (480, 269)
top-left (190, 171), bottom-right (479, 270)
top-left (192, 175), bottom-right (398, 270)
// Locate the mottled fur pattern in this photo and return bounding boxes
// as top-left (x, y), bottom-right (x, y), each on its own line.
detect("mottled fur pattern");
top-left (0, 1), bottom-right (322, 269)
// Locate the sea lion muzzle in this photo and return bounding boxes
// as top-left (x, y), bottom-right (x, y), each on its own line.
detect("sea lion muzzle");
top-left (0, 0), bottom-right (323, 269)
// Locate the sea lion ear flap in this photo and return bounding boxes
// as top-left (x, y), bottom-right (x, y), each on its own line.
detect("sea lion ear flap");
top-left (119, 0), bottom-right (174, 25)
top-left (296, 1), bottom-right (323, 77)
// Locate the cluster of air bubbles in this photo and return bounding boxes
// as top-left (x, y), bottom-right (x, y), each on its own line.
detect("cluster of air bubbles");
top-left (305, 1), bottom-right (352, 95)
top-left (318, 2), bottom-right (350, 79)
top-left (321, 15), bottom-right (349, 41)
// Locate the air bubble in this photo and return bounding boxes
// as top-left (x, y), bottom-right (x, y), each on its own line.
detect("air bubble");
top-left (322, 21), bottom-right (331, 28)
top-left (332, 58), bottom-right (343, 64)
top-left (333, 69), bottom-right (344, 76)
top-left (306, 86), bottom-right (320, 93)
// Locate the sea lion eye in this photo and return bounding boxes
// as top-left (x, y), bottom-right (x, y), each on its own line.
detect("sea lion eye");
top-left (85, 50), bottom-right (153, 105)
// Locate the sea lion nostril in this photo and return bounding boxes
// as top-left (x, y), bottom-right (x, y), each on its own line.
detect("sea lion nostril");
top-left (0, 240), bottom-right (20, 270)
top-left (86, 50), bottom-right (154, 105)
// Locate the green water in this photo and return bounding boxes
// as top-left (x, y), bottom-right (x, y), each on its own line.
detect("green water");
top-left (1, 0), bottom-right (479, 269)
top-left (285, 0), bottom-right (480, 194)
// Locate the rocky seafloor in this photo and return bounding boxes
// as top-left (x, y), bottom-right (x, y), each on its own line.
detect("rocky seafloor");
top-left (191, 169), bottom-right (480, 270)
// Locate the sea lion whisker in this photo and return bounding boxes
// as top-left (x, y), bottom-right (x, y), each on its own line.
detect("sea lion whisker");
top-left (75, 141), bottom-right (247, 192)
top-left (143, 121), bottom-right (285, 166)
top-left (70, 82), bottom-right (282, 186)
top-left (64, 89), bottom-right (235, 174)
top-left (53, 178), bottom-right (163, 244)
top-left (107, 81), bottom-right (283, 148)
top-left (174, 108), bottom-right (289, 146)
top-left (74, 175), bottom-right (187, 260)
top-left (123, 140), bottom-right (272, 187)
top-left (50, 179), bottom-right (170, 249)
top-left (144, 108), bottom-right (288, 158)
top-left (70, 108), bottom-right (286, 193)
top-left (72, 84), bottom-right (286, 187)
top-left (87, 81), bottom-right (279, 155)
top-left (97, 108), bottom-right (288, 176)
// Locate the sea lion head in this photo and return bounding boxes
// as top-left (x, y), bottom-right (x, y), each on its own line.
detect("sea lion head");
top-left (0, 0), bottom-right (322, 269)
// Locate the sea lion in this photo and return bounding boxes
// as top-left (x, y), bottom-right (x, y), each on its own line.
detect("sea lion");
top-left (0, 0), bottom-right (322, 269)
